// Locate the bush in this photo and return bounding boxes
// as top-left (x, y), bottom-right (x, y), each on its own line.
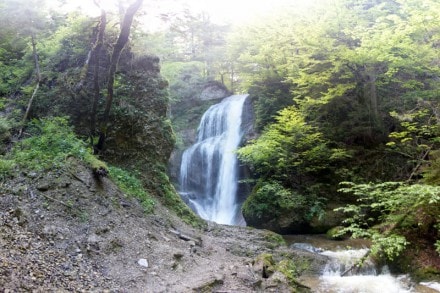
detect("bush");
top-left (243, 181), bottom-right (299, 220)
top-left (0, 158), bottom-right (15, 180)
top-left (12, 117), bottom-right (98, 171)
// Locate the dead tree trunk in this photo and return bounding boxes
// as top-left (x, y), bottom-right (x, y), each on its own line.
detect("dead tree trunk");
top-left (96, 0), bottom-right (143, 151)
top-left (18, 32), bottom-right (41, 138)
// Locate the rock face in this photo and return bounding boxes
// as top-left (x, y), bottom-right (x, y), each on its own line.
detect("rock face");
top-left (244, 200), bottom-right (345, 234)
top-left (104, 55), bottom-right (175, 168)
top-left (199, 81), bottom-right (231, 101)
top-left (246, 209), bottom-right (312, 234)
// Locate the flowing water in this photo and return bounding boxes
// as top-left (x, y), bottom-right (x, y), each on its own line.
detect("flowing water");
top-left (287, 235), bottom-right (440, 293)
top-left (179, 94), bottom-right (248, 225)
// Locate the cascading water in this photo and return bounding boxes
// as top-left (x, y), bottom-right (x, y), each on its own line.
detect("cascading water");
top-left (318, 249), bottom-right (413, 293)
top-left (288, 236), bottom-right (439, 292)
top-left (179, 94), bottom-right (248, 225)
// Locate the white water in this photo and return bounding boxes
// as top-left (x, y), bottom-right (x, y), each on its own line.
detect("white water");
top-left (179, 95), bottom-right (248, 225)
top-left (318, 249), bottom-right (414, 293)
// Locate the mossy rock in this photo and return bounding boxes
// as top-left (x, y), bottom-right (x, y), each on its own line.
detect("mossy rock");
top-left (411, 266), bottom-right (440, 282)
top-left (263, 230), bottom-right (286, 249)
top-left (253, 253), bottom-right (276, 278)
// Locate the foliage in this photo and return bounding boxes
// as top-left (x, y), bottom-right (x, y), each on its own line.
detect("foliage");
top-left (337, 182), bottom-right (440, 259)
top-left (0, 117), bottom-right (11, 143)
top-left (242, 181), bottom-right (300, 220)
top-left (387, 103), bottom-right (440, 183)
top-left (424, 150), bottom-right (440, 185)
top-left (11, 117), bottom-right (102, 171)
top-left (276, 259), bottom-right (301, 286)
top-left (0, 158), bottom-right (15, 180)
top-left (238, 107), bottom-right (349, 187)
top-left (248, 76), bottom-right (294, 132)
top-left (109, 166), bottom-right (155, 213)
top-left (162, 61), bottom-right (206, 103)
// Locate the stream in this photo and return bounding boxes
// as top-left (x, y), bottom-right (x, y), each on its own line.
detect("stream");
top-left (285, 235), bottom-right (440, 293)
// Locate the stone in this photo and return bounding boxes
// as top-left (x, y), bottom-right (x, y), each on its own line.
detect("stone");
top-left (37, 182), bottom-right (51, 191)
top-left (173, 251), bottom-right (184, 260)
top-left (138, 258), bottom-right (149, 268)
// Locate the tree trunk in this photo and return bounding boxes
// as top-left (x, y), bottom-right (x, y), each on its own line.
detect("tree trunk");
top-left (96, 0), bottom-right (143, 151)
top-left (367, 74), bottom-right (378, 120)
top-left (18, 32), bottom-right (41, 138)
top-left (90, 7), bottom-right (107, 139)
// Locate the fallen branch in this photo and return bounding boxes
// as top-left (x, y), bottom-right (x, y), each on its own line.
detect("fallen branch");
top-left (18, 33), bottom-right (41, 138)
top-left (41, 193), bottom-right (72, 209)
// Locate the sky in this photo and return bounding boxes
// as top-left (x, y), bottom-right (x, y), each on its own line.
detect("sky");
top-left (51, 0), bottom-right (314, 30)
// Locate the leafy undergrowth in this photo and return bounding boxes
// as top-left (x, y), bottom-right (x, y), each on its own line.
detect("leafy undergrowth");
top-left (1, 117), bottom-right (106, 177)
top-left (337, 181), bottom-right (440, 278)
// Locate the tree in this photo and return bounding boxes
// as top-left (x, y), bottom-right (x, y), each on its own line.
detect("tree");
top-left (0, 0), bottom-right (52, 135)
top-left (88, 1), bottom-right (107, 138)
top-left (96, 0), bottom-right (144, 151)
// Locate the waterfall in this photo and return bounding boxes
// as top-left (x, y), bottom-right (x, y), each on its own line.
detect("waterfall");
top-left (179, 94), bottom-right (248, 225)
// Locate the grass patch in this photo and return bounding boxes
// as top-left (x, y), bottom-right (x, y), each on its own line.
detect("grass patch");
top-left (109, 166), bottom-right (155, 213)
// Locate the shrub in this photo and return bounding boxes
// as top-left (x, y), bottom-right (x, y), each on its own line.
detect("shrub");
top-left (242, 181), bottom-right (312, 227)
top-left (12, 117), bottom-right (100, 171)
top-left (0, 158), bottom-right (15, 180)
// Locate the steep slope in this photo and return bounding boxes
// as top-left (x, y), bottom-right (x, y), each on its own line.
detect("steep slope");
top-left (0, 159), bottom-right (323, 292)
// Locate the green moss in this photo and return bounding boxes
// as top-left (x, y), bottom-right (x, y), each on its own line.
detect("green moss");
top-left (263, 230), bottom-right (286, 249)
top-left (85, 153), bottom-right (108, 173)
top-left (412, 266), bottom-right (440, 281)
top-left (254, 253), bottom-right (276, 277)
top-left (276, 259), bottom-right (298, 286)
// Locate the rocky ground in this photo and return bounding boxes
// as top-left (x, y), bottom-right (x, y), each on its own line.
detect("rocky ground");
top-left (0, 160), bottom-right (325, 292)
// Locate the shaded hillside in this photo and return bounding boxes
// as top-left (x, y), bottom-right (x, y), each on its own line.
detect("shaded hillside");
top-left (0, 158), bottom-right (324, 292)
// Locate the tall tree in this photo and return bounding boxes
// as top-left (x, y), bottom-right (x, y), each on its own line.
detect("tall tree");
top-left (96, 0), bottom-right (144, 151)
top-left (89, 1), bottom-right (107, 138)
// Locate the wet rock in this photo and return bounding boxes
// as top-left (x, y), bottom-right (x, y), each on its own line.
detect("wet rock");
top-left (290, 243), bottom-right (323, 253)
top-left (199, 81), bottom-right (230, 101)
